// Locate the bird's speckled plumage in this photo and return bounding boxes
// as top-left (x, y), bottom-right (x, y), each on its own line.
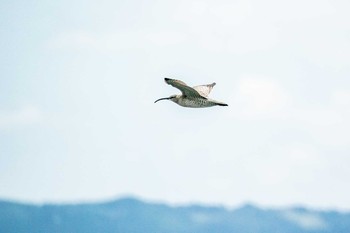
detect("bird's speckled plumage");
top-left (155, 78), bottom-right (228, 108)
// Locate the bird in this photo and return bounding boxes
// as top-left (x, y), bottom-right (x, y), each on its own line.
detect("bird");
top-left (155, 78), bottom-right (228, 108)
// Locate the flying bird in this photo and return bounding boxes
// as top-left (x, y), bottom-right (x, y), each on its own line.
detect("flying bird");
top-left (155, 78), bottom-right (228, 108)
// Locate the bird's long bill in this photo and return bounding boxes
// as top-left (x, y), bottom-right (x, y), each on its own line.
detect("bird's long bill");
top-left (154, 97), bottom-right (170, 103)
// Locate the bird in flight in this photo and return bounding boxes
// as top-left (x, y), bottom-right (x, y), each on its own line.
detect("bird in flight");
top-left (155, 78), bottom-right (228, 108)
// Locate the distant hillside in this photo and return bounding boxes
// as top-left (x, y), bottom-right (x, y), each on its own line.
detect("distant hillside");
top-left (0, 197), bottom-right (349, 233)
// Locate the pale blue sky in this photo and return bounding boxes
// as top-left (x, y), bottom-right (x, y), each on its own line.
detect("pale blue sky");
top-left (1, 0), bottom-right (350, 210)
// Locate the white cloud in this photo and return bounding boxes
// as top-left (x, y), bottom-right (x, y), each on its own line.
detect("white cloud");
top-left (173, 0), bottom-right (253, 27)
top-left (0, 105), bottom-right (43, 129)
top-left (228, 77), bottom-right (350, 146)
top-left (47, 31), bottom-right (135, 51)
top-left (331, 89), bottom-right (350, 106)
top-left (145, 31), bottom-right (188, 47)
top-left (283, 210), bottom-right (328, 230)
top-left (290, 89), bottom-right (350, 147)
top-left (231, 75), bottom-right (289, 118)
top-left (190, 212), bottom-right (220, 224)
top-left (48, 0), bottom-right (271, 55)
top-left (171, 0), bottom-right (277, 54)
top-left (47, 30), bottom-right (188, 52)
top-left (239, 143), bottom-right (325, 187)
top-left (258, 0), bottom-right (336, 21)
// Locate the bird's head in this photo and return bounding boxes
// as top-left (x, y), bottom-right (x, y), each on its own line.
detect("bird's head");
top-left (154, 95), bottom-right (178, 104)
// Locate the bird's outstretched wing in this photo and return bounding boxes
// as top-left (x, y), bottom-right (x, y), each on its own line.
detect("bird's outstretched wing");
top-left (164, 78), bottom-right (204, 98)
top-left (193, 82), bottom-right (216, 97)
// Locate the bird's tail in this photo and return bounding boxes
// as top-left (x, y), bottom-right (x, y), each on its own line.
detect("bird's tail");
top-left (212, 99), bottom-right (228, 106)
top-left (216, 102), bottom-right (228, 106)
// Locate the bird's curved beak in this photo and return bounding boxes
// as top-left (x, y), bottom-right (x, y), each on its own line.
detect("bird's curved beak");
top-left (154, 97), bottom-right (170, 103)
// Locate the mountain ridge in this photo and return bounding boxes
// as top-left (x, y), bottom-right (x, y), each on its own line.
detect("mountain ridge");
top-left (0, 196), bottom-right (349, 233)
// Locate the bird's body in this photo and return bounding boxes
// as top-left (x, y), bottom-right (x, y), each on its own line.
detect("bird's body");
top-left (155, 78), bottom-right (228, 108)
top-left (171, 95), bottom-right (227, 108)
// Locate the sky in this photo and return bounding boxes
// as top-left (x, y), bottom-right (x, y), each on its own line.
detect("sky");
top-left (0, 0), bottom-right (350, 210)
